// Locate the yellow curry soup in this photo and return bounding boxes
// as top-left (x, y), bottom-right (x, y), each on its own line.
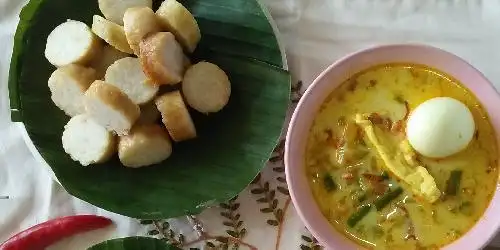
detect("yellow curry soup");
top-left (305, 64), bottom-right (498, 250)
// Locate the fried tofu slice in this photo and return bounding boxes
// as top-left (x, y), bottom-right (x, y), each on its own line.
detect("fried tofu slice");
top-left (156, 0), bottom-right (201, 53)
top-left (118, 124), bottom-right (172, 168)
top-left (45, 20), bottom-right (101, 67)
top-left (62, 114), bottom-right (116, 166)
top-left (139, 32), bottom-right (185, 85)
top-left (91, 15), bottom-right (133, 54)
top-left (85, 80), bottom-right (140, 135)
top-left (355, 113), bottom-right (441, 203)
top-left (155, 91), bottom-right (197, 142)
top-left (105, 57), bottom-right (159, 105)
top-left (182, 62), bottom-right (231, 114)
top-left (123, 7), bottom-right (162, 55)
top-left (98, 0), bottom-right (152, 25)
top-left (48, 64), bottom-right (98, 117)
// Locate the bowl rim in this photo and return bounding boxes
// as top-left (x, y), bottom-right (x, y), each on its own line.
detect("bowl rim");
top-left (285, 43), bottom-right (500, 250)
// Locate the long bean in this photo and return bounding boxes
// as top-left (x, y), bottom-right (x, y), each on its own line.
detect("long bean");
top-left (374, 187), bottom-right (403, 211)
top-left (445, 170), bottom-right (463, 196)
top-left (459, 201), bottom-right (474, 216)
top-left (357, 192), bottom-right (367, 202)
top-left (347, 204), bottom-right (372, 227)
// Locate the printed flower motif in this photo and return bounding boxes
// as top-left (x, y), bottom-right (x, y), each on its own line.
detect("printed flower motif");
top-left (141, 219), bottom-right (184, 246)
top-left (300, 234), bottom-right (323, 250)
top-left (292, 80), bottom-right (303, 104)
top-left (250, 173), bottom-right (285, 226)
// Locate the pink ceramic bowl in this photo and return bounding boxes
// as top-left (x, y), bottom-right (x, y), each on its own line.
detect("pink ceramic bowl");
top-left (285, 44), bottom-right (500, 250)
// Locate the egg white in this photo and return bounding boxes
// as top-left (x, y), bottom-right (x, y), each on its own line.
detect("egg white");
top-left (406, 97), bottom-right (475, 158)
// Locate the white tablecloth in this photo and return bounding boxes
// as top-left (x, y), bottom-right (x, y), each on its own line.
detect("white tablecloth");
top-left (2, 0), bottom-right (500, 249)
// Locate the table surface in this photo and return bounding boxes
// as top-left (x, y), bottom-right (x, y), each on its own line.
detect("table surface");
top-left (2, 0), bottom-right (500, 249)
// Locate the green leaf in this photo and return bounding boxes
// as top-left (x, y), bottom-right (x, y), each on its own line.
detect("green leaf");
top-left (292, 81), bottom-right (303, 94)
top-left (260, 207), bottom-right (274, 213)
top-left (277, 177), bottom-right (287, 183)
top-left (251, 189), bottom-right (265, 194)
top-left (251, 173), bottom-right (262, 184)
top-left (257, 197), bottom-right (268, 203)
top-left (276, 209), bottom-right (284, 222)
top-left (88, 237), bottom-right (181, 250)
top-left (300, 245), bottom-right (312, 250)
top-left (220, 203), bottom-right (231, 209)
top-left (226, 230), bottom-right (239, 238)
top-left (277, 186), bottom-right (290, 196)
top-left (10, 0), bottom-right (290, 219)
top-left (273, 167), bottom-right (285, 173)
top-left (301, 235), bottom-right (313, 243)
top-left (271, 199), bottom-right (278, 209)
top-left (220, 212), bottom-right (233, 220)
top-left (239, 228), bottom-right (247, 238)
top-left (267, 219), bottom-right (279, 226)
top-left (229, 195), bottom-right (238, 202)
top-left (177, 234), bottom-right (185, 244)
top-left (167, 229), bottom-right (175, 238)
top-left (273, 139), bottom-right (285, 152)
top-left (231, 203), bottom-right (240, 211)
top-left (215, 236), bottom-right (228, 243)
top-left (269, 155), bottom-right (282, 162)
top-left (263, 182), bottom-right (270, 191)
top-left (8, 0), bottom-right (46, 121)
top-left (148, 230), bottom-right (160, 236)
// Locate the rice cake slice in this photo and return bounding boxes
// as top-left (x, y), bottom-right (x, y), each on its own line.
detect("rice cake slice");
top-left (155, 91), bottom-right (197, 142)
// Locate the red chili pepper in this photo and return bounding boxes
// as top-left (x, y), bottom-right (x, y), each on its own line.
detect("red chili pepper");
top-left (0, 215), bottom-right (113, 250)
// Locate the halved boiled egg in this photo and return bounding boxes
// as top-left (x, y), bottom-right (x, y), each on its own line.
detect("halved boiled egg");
top-left (406, 97), bottom-right (475, 158)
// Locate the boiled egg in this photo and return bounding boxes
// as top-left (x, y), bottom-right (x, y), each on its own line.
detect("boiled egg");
top-left (406, 97), bottom-right (475, 158)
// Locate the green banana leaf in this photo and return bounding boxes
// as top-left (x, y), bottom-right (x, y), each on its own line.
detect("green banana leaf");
top-left (9, 0), bottom-right (290, 219)
top-left (88, 237), bottom-right (181, 250)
